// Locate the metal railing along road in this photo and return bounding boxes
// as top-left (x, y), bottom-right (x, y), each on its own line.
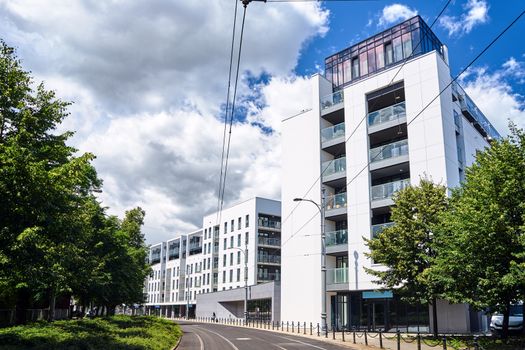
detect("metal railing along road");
top-left (368, 101), bottom-right (406, 127)
top-left (370, 139), bottom-right (409, 163)
top-left (321, 122), bottom-right (345, 143)
top-left (371, 179), bottom-right (411, 201)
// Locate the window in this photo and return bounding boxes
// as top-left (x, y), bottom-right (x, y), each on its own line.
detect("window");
top-left (223, 238), bottom-right (227, 250)
top-left (222, 271), bottom-right (226, 283)
top-left (230, 236), bottom-right (234, 248)
top-left (351, 57), bottom-right (359, 79)
top-left (224, 222), bottom-right (227, 233)
top-left (402, 33), bottom-right (412, 58)
top-left (245, 215), bottom-right (249, 227)
top-left (237, 251), bottom-right (241, 264)
top-left (237, 268), bottom-right (241, 282)
top-left (342, 59), bottom-right (351, 84)
top-left (375, 45), bottom-right (384, 70)
top-left (231, 219), bottom-right (234, 232)
top-left (238, 217), bottom-right (241, 230)
top-left (229, 269), bottom-right (233, 282)
top-left (359, 51), bottom-right (368, 76)
top-left (237, 234), bottom-right (241, 247)
top-left (245, 232), bottom-right (249, 245)
top-left (393, 36), bottom-right (403, 62)
top-left (230, 252), bottom-right (234, 266)
top-left (385, 42), bottom-right (393, 65)
top-left (223, 254), bottom-right (227, 267)
top-left (207, 257), bottom-right (210, 269)
top-left (367, 48), bottom-right (376, 74)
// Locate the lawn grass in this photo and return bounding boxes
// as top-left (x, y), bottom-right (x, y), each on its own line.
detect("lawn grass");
top-left (0, 315), bottom-right (182, 350)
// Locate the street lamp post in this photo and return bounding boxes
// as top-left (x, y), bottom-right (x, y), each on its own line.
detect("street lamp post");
top-left (229, 243), bottom-right (249, 325)
top-left (294, 187), bottom-right (326, 333)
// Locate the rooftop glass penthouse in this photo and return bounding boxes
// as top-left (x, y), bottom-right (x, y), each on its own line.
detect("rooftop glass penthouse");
top-left (325, 16), bottom-right (443, 89)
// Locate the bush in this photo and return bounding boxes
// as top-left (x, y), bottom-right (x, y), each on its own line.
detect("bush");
top-left (0, 315), bottom-right (181, 350)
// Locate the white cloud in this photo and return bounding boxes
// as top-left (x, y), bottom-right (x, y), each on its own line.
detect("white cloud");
top-left (439, 0), bottom-right (489, 36)
top-left (378, 4), bottom-right (417, 27)
top-left (0, 0), bottom-right (329, 243)
top-left (459, 57), bottom-right (525, 136)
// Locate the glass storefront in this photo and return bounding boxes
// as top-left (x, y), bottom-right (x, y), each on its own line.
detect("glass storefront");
top-left (331, 290), bottom-right (429, 332)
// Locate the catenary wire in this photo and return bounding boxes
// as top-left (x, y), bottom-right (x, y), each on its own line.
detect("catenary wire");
top-left (279, 6), bottom-right (525, 254)
top-left (277, 0), bottom-right (453, 246)
top-left (216, 0), bottom-right (240, 224)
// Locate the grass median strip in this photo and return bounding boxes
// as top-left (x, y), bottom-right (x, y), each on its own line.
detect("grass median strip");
top-left (0, 315), bottom-right (182, 350)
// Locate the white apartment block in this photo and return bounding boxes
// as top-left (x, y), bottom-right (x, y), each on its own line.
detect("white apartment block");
top-left (144, 197), bottom-right (282, 320)
top-left (281, 15), bottom-right (498, 333)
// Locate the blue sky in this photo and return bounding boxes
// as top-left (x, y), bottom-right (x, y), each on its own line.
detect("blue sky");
top-left (1, 0), bottom-right (523, 243)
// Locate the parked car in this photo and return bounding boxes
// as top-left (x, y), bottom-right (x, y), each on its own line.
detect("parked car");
top-left (490, 304), bottom-right (523, 335)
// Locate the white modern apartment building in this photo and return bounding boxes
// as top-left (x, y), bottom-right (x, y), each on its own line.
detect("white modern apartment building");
top-left (281, 15), bottom-right (499, 333)
top-left (144, 197), bottom-right (282, 320)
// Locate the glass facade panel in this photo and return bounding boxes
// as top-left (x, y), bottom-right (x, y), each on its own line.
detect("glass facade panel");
top-left (375, 45), bottom-right (384, 70)
top-left (402, 33), bottom-right (412, 58)
top-left (359, 52), bottom-right (368, 76)
top-left (352, 57), bottom-right (359, 79)
top-left (367, 49), bottom-right (376, 74)
top-left (393, 36), bottom-right (403, 62)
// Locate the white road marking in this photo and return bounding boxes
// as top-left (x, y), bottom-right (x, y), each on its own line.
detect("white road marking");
top-left (274, 335), bottom-right (330, 350)
top-left (236, 337), bottom-right (251, 340)
top-left (186, 326), bottom-right (204, 350)
top-left (198, 327), bottom-right (240, 350)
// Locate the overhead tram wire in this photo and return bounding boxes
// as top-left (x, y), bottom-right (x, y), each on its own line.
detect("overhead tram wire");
top-left (219, 3), bottom-right (249, 216)
top-left (280, 7), bottom-right (525, 252)
top-left (276, 0), bottom-right (453, 242)
top-left (216, 0), bottom-right (240, 225)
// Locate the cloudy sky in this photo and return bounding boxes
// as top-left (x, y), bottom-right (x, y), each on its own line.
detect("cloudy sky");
top-left (1, 0), bottom-right (524, 244)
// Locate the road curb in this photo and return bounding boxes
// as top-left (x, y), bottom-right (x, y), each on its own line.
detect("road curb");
top-left (172, 332), bottom-right (182, 350)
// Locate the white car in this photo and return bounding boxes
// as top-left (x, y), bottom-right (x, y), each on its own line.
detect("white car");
top-left (490, 304), bottom-right (523, 335)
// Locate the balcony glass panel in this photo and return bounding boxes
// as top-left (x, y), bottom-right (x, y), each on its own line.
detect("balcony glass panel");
top-left (371, 179), bottom-right (410, 201)
top-left (369, 139), bottom-right (408, 162)
top-left (320, 90), bottom-right (344, 110)
top-left (325, 193), bottom-right (347, 211)
top-left (258, 237), bottom-right (281, 246)
top-left (326, 229), bottom-right (348, 246)
top-left (258, 216), bottom-right (281, 229)
top-left (258, 254), bottom-right (281, 264)
top-left (321, 122), bottom-right (345, 143)
top-left (368, 101), bottom-right (406, 127)
top-left (327, 267), bottom-right (348, 284)
top-left (372, 222), bottom-right (394, 237)
top-left (322, 157), bottom-right (346, 178)
top-left (257, 272), bottom-right (280, 281)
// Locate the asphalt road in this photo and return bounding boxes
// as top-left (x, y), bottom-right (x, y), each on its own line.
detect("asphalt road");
top-left (177, 321), bottom-right (357, 350)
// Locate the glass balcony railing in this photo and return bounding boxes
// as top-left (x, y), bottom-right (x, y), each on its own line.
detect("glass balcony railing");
top-left (322, 157), bottom-right (346, 178)
top-left (372, 222), bottom-right (394, 237)
top-left (371, 179), bottom-right (410, 201)
top-left (326, 229), bottom-right (348, 246)
top-left (258, 255), bottom-right (281, 264)
top-left (325, 193), bottom-right (347, 211)
top-left (368, 101), bottom-right (406, 127)
top-left (258, 237), bottom-right (281, 246)
top-left (369, 139), bottom-right (409, 163)
top-left (320, 90), bottom-right (344, 110)
top-left (257, 272), bottom-right (280, 281)
top-left (327, 267), bottom-right (348, 284)
top-left (321, 122), bottom-right (345, 143)
top-left (258, 218), bottom-right (281, 230)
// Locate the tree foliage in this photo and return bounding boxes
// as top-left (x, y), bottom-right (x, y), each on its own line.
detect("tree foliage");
top-left (0, 40), bottom-right (149, 323)
top-left (431, 124), bottom-right (525, 338)
top-left (365, 178), bottom-right (448, 335)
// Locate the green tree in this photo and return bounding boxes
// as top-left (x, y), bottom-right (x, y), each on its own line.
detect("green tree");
top-left (365, 179), bottom-right (448, 337)
top-left (431, 124), bottom-right (525, 339)
top-left (0, 40), bottom-right (100, 322)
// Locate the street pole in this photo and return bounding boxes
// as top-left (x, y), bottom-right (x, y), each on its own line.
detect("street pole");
top-left (186, 291), bottom-right (189, 320)
top-left (244, 241), bottom-right (248, 325)
top-left (293, 186), bottom-right (327, 332)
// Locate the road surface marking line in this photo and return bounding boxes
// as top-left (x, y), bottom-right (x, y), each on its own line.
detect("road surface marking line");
top-left (236, 337), bottom-right (251, 340)
top-left (185, 326), bottom-right (205, 350)
top-left (250, 335), bottom-right (289, 350)
top-left (198, 327), bottom-right (240, 350)
top-left (274, 335), bottom-right (329, 350)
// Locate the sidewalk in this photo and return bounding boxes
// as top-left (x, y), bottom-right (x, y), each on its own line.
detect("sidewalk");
top-left (170, 317), bottom-right (457, 350)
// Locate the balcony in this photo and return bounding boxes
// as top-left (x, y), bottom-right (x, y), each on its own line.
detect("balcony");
top-left (258, 237), bottom-right (281, 247)
top-left (257, 272), bottom-right (280, 282)
top-left (372, 222), bottom-right (394, 237)
top-left (369, 139), bottom-right (409, 170)
top-left (189, 245), bottom-right (202, 255)
top-left (371, 179), bottom-right (410, 208)
top-left (258, 254), bottom-right (281, 265)
top-left (326, 267), bottom-right (349, 291)
top-left (322, 157), bottom-right (346, 186)
top-left (321, 122), bottom-right (345, 152)
top-left (258, 217), bottom-right (281, 231)
top-left (326, 229), bottom-right (348, 255)
top-left (325, 193), bottom-right (347, 220)
top-left (368, 101), bottom-right (406, 133)
top-left (320, 90), bottom-right (344, 115)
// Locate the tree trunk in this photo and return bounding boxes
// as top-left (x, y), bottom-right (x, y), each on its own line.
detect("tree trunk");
top-left (432, 297), bottom-right (439, 338)
top-left (48, 289), bottom-right (56, 322)
top-left (502, 301), bottom-right (510, 340)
